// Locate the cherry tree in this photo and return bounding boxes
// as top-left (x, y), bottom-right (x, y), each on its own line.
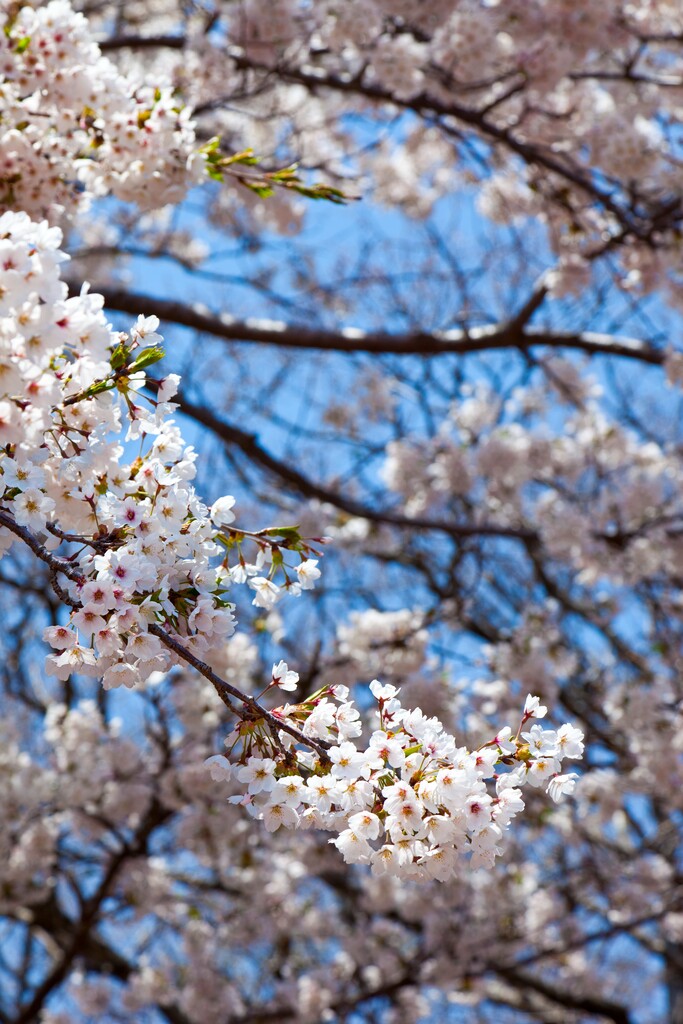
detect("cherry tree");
top-left (0, 1), bottom-right (682, 1022)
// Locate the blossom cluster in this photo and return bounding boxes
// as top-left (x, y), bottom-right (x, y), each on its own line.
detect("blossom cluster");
top-left (0, 210), bottom-right (320, 690)
top-left (6, 0), bottom-right (683, 299)
top-left (209, 686), bottom-right (583, 882)
top-left (0, 210), bottom-right (585, 886)
top-left (137, 0), bottom-right (683, 294)
top-left (379, 374), bottom-right (683, 587)
top-left (0, 0), bottom-right (204, 222)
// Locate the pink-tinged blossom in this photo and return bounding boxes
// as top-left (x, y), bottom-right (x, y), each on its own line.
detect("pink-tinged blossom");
top-left (420, 844), bottom-right (459, 882)
top-left (304, 776), bottom-right (339, 814)
top-left (102, 661), bottom-right (140, 690)
top-left (347, 811), bottom-right (381, 840)
top-left (272, 660), bottom-right (299, 691)
top-left (2, 461), bottom-right (45, 489)
top-left (526, 757), bottom-right (560, 788)
top-left (337, 778), bottom-right (374, 812)
top-left (261, 801), bottom-right (299, 832)
top-left (80, 580), bottom-right (118, 614)
top-left (370, 845), bottom-right (401, 877)
top-left (13, 488), bottom-right (55, 530)
top-left (369, 731), bottom-right (406, 768)
top-left (463, 793), bottom-right (494, 833)
top-left (302, 700), bottom-right (336, 738)
top-left (43, 625), bottom-right (79, 650)
top-left (495, 726), bottom-right (517, 754)
top-left (157, 373), bottom-right (181, 403)
top-left (335, 701), bottom-right (362, 740)
top-left (71, 608), bottom-right (107, 637)
top-left (131, 315), bottom-right (162, 348)
top-left (472, 748), bottom-right (500, 778)
top-left (523, 724), bottom-right (558, 757)
top-left (524, 694), bottom-right (548, 719)
top-left (331, 830), bottom-right (373, 864)
top-left (272, 776), bottom-right (305, 806)
top-left (556, 725), bottom-right (585, 759)
top-left (369, 679), bottom-right (399, 701)
top-left (329, 742), bottom-right (371, 780)
top-left (125, 632), bottom-right (163, 662)
top-left (494, 787), bottom-right (525, 826)
top-left (46, 645), bottom-right (99, 679)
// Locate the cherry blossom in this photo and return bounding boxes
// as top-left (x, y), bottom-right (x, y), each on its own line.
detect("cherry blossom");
top-left (1, 0), bottom-right (680, 1018)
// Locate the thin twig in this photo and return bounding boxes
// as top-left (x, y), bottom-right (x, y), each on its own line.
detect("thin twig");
top-left (0, 509), bottom-right (331, 761)
top-left (149, 624), bottom-right (331, 760)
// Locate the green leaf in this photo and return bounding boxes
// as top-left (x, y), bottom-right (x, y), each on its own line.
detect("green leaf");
top-left (270, 164), bottom-right (300, 182)
top-left (291, 182), bottom-right (351, 204)
top-left (199, 136), bottom-right (221, 158)
top-left (85, 379), bottom-right (115, 397)
top-left (262, 525), bottom-right (301, 538)
top-left (222, 148), bottom-right (261, 167)
top-left (110, 344), bottom-right (130, 370)
top-left (127, 345), bottom-right (165, 372)
top-left (242, 181), bottom-right (274, 198)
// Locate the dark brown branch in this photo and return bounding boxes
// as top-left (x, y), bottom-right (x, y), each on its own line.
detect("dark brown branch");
top-left (84, 284), bottom-right (664, 364)
top-left (149, 624), bottom-right (332, 760)
top-left (0, 510), bottom-right (84, 585)
top-left (177, 396), bottom-right (683, 550)
top-left (175, 394), bottom-right (538, 542)
top-left (209, 52), bottom-right (647, 238)
top-left (0, 511), bottom-right (331, 760)
top-left (96, 32), bottom-right (683, 242)
top-left (13, 802), bottom-right (169, 1024)
top-left (26, 839), bottom-right (193, 1024)
top-left (99, 33), bottom-right (185, 51)
top-left (497, 966), bottom-right (633, 1024)
top-left (499, 902), bottom-right (682, 973)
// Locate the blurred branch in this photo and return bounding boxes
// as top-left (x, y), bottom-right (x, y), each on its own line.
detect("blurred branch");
top-left (175, 394), bottom-right (538, 540)
top-left (84, 284), bottom-right (664, 362)
top-left (176, 396), bottom-right (683, 553)
top-left (496, 966), bottom-right (633, 1024)
top-left (99, 33), bottom-right (185, 50)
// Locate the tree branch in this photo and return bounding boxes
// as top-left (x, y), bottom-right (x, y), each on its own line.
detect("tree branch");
top-left (13, 801), bottom-right (169, 1024)
top-left (99, 33), bottom-right (185, 51)
top-left (0, 510), bottom-right (331, 760)
top-left (175, 394), bottom-right (538, 541)
top-left (497, 966), bottom-right (633, 1024)
top-left (149, 624), bottom-right (332, 760)
top-left (0, 511), bottom-right (84, 586)
top-left (202, 52), bottom-right (651, 239)
top-left (85, 284), bottom-right (664, 364)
